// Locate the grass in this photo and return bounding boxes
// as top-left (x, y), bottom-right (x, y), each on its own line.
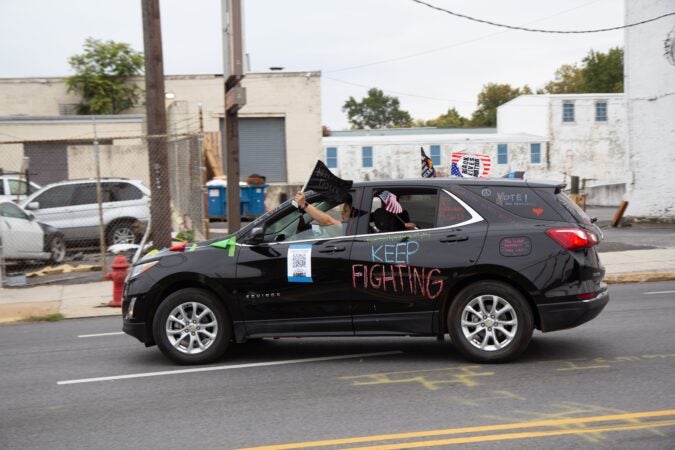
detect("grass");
top-left (20, 312), bottom-right (65, 323)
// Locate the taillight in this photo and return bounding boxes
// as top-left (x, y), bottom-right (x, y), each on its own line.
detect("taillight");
top-left (546, 228), bottom-right (597, 251)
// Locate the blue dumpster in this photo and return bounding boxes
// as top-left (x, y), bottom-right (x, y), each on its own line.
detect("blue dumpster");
top-left (207, 181), bottom-right (267, 220)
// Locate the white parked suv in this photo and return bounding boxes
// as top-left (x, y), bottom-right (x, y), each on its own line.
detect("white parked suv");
top-left (20, 178), bottom-right (151, 246)
top-left (0, 174), bottom-right (41, 203)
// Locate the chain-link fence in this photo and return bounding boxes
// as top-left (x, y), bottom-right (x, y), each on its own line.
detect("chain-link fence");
top-left (0, 132), bottom-right (208, 285)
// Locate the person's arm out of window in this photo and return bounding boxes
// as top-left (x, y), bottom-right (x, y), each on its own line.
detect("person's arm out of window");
top-left (295, 192), bottom-right (340, 227)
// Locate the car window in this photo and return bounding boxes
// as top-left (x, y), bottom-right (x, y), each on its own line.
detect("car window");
top-left (261, 197), bottom-right (353, 243)
top-left (34, 185), bottom-right (78, 209)
top-left (464, 186), bottom-right (563, 221)
top-left (368, 189), bottom-right (438, 232)
top-left (0, 181), bottom-right (4, 195)
top-left (0, 202), bottom-right (29, 220)
top-left (71, 183), bottom-right (99, 206)
top-left (9, 180), bottom-right (29, 195)
top-left (108, 182), bottom-right (143, 201)
top-left (555, 192), bottom-right (592, 225)
top-left (436, 190), bottom-right (473, 227)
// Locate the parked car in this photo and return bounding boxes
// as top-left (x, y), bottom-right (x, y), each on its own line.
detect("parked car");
top-left (0, 174), bottom-right (41, 203)
top-left (20, 178), bottom-right (150, 247)
top-left (122, 178), bottom-right (608, 365)
top-left (0, 200), bottom-right (65, 264)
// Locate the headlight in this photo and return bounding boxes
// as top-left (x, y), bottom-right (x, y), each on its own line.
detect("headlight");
top-left (129, 261), bottom-right (158, 279)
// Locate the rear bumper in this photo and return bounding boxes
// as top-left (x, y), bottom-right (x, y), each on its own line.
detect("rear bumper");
top-left (537, 289), bottom-right (609, 332)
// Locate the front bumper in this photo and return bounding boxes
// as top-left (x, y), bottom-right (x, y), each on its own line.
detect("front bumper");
top-left (537, 289), bottom-right (609, 332)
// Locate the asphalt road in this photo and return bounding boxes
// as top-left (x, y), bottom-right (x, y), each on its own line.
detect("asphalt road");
top-left (1, 281), bottom-right (674, 450)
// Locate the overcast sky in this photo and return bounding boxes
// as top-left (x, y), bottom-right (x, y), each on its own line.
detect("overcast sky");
top-left (0, 0), bottom-right (624, 129)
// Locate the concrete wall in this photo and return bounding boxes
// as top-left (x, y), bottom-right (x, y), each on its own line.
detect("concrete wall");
top-left (497, 95), bottom-right (550, 136)
top-left (625, 0), bottom-right (675, 220)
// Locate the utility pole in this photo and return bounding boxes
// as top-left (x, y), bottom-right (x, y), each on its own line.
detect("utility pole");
top-left (222, 0), bottom-right (246, 232)
top-left (142, 0), bottom-right (172, 248)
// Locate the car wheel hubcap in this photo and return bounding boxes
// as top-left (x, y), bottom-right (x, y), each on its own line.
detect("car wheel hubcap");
top-left (51, 238), bottom-right (65, 261)
top-left (113, 227), bottom-right (135, 244)
top-left (461, 294), bottom-right (518, 352)
top-left (166, 302), bottom-right (218, 355)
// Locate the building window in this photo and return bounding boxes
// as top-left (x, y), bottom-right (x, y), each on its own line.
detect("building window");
top-left (595, 102), bottom-right (608, 122)
top-left (562, 102), bottom-right (575, 122)
top-left (362, 146), bottom-right (373, 168)
top-left (430, 145), bottom-right (441, 166)
top-left (530, 143), bottom-right (541, 164)
top-left (326, 147), bottom-right (337, 168)
top-left (497, 144), bottom-right (508, 164)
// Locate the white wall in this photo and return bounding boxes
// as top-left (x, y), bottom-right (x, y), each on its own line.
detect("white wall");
top-left (625, 0), bottom-right (675, 219)
top-left (497, 95), bottom-right (550, 136)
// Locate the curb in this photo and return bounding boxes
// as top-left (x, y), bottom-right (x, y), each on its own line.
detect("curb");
top-left (604, 271), bottom-right (675, 284)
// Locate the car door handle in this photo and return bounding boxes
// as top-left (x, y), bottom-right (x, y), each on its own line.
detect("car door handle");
top-left (440, 234), bottom-right (468, 243)
top-left (318, 245), bottom-right (346, 253)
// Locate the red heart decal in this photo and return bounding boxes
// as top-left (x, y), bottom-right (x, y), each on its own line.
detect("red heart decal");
top-left (533, 208), bottom-right (544, 217)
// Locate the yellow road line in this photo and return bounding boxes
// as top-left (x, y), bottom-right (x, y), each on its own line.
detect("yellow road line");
top-left (237, 409), bottom-right (675, 450)
top-left (345, 419), bottom-right (675, 450)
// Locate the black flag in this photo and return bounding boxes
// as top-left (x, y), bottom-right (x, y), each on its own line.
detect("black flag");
top-left (304, 160), bottom-right (353, 203)
top-left (421, 147), bottom-right (436, 178)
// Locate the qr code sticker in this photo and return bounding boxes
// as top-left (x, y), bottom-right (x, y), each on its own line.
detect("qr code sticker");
top-left (292, 253), bottom-right (306, 275)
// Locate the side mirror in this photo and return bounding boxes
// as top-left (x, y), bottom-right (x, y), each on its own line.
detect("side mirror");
top-left (25, 202), bottom-right (40, 211)
top-left (25, 211), bottom-right (35, 221)
top-left (246, 226), bottom-right (264, 244)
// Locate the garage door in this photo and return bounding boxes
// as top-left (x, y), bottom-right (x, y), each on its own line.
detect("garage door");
top-left (220, 117), bottom-right (287, 183)
top-left (24, 143), bottom-right (69, 185)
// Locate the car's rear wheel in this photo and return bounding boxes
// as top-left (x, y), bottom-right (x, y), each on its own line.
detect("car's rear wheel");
top-left (448, 281), bottom-right (533, 363)
top-left (48, 235), bottom-right (66, 264)
top-left (107, 220), bottom-right (138, 245)
top-left (153, 288), bottom-right (232, 365)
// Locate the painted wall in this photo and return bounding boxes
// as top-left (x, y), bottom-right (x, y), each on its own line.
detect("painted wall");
top-left (625, 0), bottom-right (675, 220)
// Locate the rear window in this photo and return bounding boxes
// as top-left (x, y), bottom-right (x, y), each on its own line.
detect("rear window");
top-left (464, 186), bottom-right (563, 221)
top-left (555, 192), bottom-right (592, 225)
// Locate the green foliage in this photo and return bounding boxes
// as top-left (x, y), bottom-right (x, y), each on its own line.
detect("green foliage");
top-left (21, 313), bottom-right (65, 322)
top-left (424, 108), bottom-right (469, 128)
top-left (66, 38), bottom-right (145, 114)
top-left (544, 47), bottom-right (623, 94)
top-left (470, 83), bottom-right (531, 127)
top-left (343, 88), bottom-right (412, 129)
top-left (176, 230), bottom-right (195, 243)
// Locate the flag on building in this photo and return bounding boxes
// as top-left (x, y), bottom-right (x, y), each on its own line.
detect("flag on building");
top-left (378, 191), bottom-right (403, 214)
top-left (450, 152), bottom-right (491, 178)
top-left (304, 160), bottom-right (353, 203)
top-left (421, 147), bottom-right (436, 178)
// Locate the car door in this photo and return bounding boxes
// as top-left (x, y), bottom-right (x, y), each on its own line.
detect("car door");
top-left (25, 184), bottom-right (79, 240)
top-left (349, 187), bottom-right (488, 336)
top-left (234, 190), bottom-right (361, 337)
top-left (0, 202), bottom-right (44, 258)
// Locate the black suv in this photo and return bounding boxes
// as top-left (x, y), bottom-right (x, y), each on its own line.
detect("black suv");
top-left (123, 179), bottom-right (608, 364)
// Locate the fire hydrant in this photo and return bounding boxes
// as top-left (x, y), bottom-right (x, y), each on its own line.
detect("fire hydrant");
top-left (106, 254), bottom-right (130, 307)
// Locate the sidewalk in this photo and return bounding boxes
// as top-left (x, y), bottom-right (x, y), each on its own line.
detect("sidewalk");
top-left (1, 247), bottom-right (675, 324)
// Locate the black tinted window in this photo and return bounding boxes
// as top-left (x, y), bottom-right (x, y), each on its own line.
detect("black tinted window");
top-left (465, 186), bottom-right (562, 221)
top-left (436, 191), bottom-right (472, 227)
top-left (0, 202), bottom-right (28, 219)
top-left (108, 182), bottom-right (143, 201)
top-left (71, 184), bottom-right (99, 206)
top-left (34, 185), bottom-right (78, 209)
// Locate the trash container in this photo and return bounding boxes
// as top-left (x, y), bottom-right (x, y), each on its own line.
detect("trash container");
top-left (207, 180), bottom-right (267, 220)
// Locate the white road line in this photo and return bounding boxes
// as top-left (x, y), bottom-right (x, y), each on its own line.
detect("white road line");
top-left (57, 351), bottom-right (403, 385)
top-left (77, 332), bottom-right (125, 338)
top-left (644, 290), bottom-right (675, 295)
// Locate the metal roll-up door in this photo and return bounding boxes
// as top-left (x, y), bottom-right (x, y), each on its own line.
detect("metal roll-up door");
top-left (221, 117), bottom-right (287, 182)
top-left (24, 143), bottom-right (69, 185)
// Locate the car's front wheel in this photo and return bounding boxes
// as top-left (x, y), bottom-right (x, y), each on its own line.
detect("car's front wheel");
top-left (448, 281), bottom-right (533, 363)
top-left (153, 288), bottom-right (232, 365)
top-left (107, 220), bottom-right (139, 245)
top-left (48, 235), bottom-right (66, 264)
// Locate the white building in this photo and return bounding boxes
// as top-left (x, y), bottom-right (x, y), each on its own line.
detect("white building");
top-left (624, 0), bottom-right (675, 220)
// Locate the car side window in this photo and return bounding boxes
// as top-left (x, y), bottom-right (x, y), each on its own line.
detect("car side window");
top-left (9, 180), bottom-right (29, 195)
top-left (261, 198), bottom-right (350, 243)
top-left (436, 191), bottom-right (473, 227)
top-left (0, 202), bottom-right (29, 220)
top-left (368, 189), bottom-right (438, 233)
top-left (34, 185), bottom-right (78, 209)
top-left (71, 183), bottom-right (99, 206)
top-left (109, 182), bottom-right (143, 201)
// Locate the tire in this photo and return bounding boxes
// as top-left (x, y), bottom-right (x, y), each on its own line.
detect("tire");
top-left (153, 288), bottom-right (232, 365)
top-left (107, 220), bottom-right (139, 246)
top-left (48, 235), bottom-right (66, 264)
top-left (448, 281), bottom-right (533, 363)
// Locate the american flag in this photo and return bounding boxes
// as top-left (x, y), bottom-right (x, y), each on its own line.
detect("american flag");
top-left (450, 152), bottom-right (492, 178)
top-left (378, 191), bottom-right (403, 214)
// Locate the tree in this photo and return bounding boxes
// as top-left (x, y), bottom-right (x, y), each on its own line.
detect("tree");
top-left (66, 38), bottom-right (144, 114)
top-left (544, 47), bottom-right (623, 94)
top-left (343, 88), bottom-right (412, 129)
top-left (470, 83), bottom-right (532, 127)
top-left (425, 107), bottom-right (469, 128)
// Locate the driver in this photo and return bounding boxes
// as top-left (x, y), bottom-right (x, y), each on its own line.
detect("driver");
top-left (294, 191), bottom-right (352, 231)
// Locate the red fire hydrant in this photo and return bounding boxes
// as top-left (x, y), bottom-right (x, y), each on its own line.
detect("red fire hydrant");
top-left (106, 254), bottom-right (130, 307)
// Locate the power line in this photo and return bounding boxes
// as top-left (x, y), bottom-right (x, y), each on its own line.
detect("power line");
top-left (410, 0), bottom-right (675, 34)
